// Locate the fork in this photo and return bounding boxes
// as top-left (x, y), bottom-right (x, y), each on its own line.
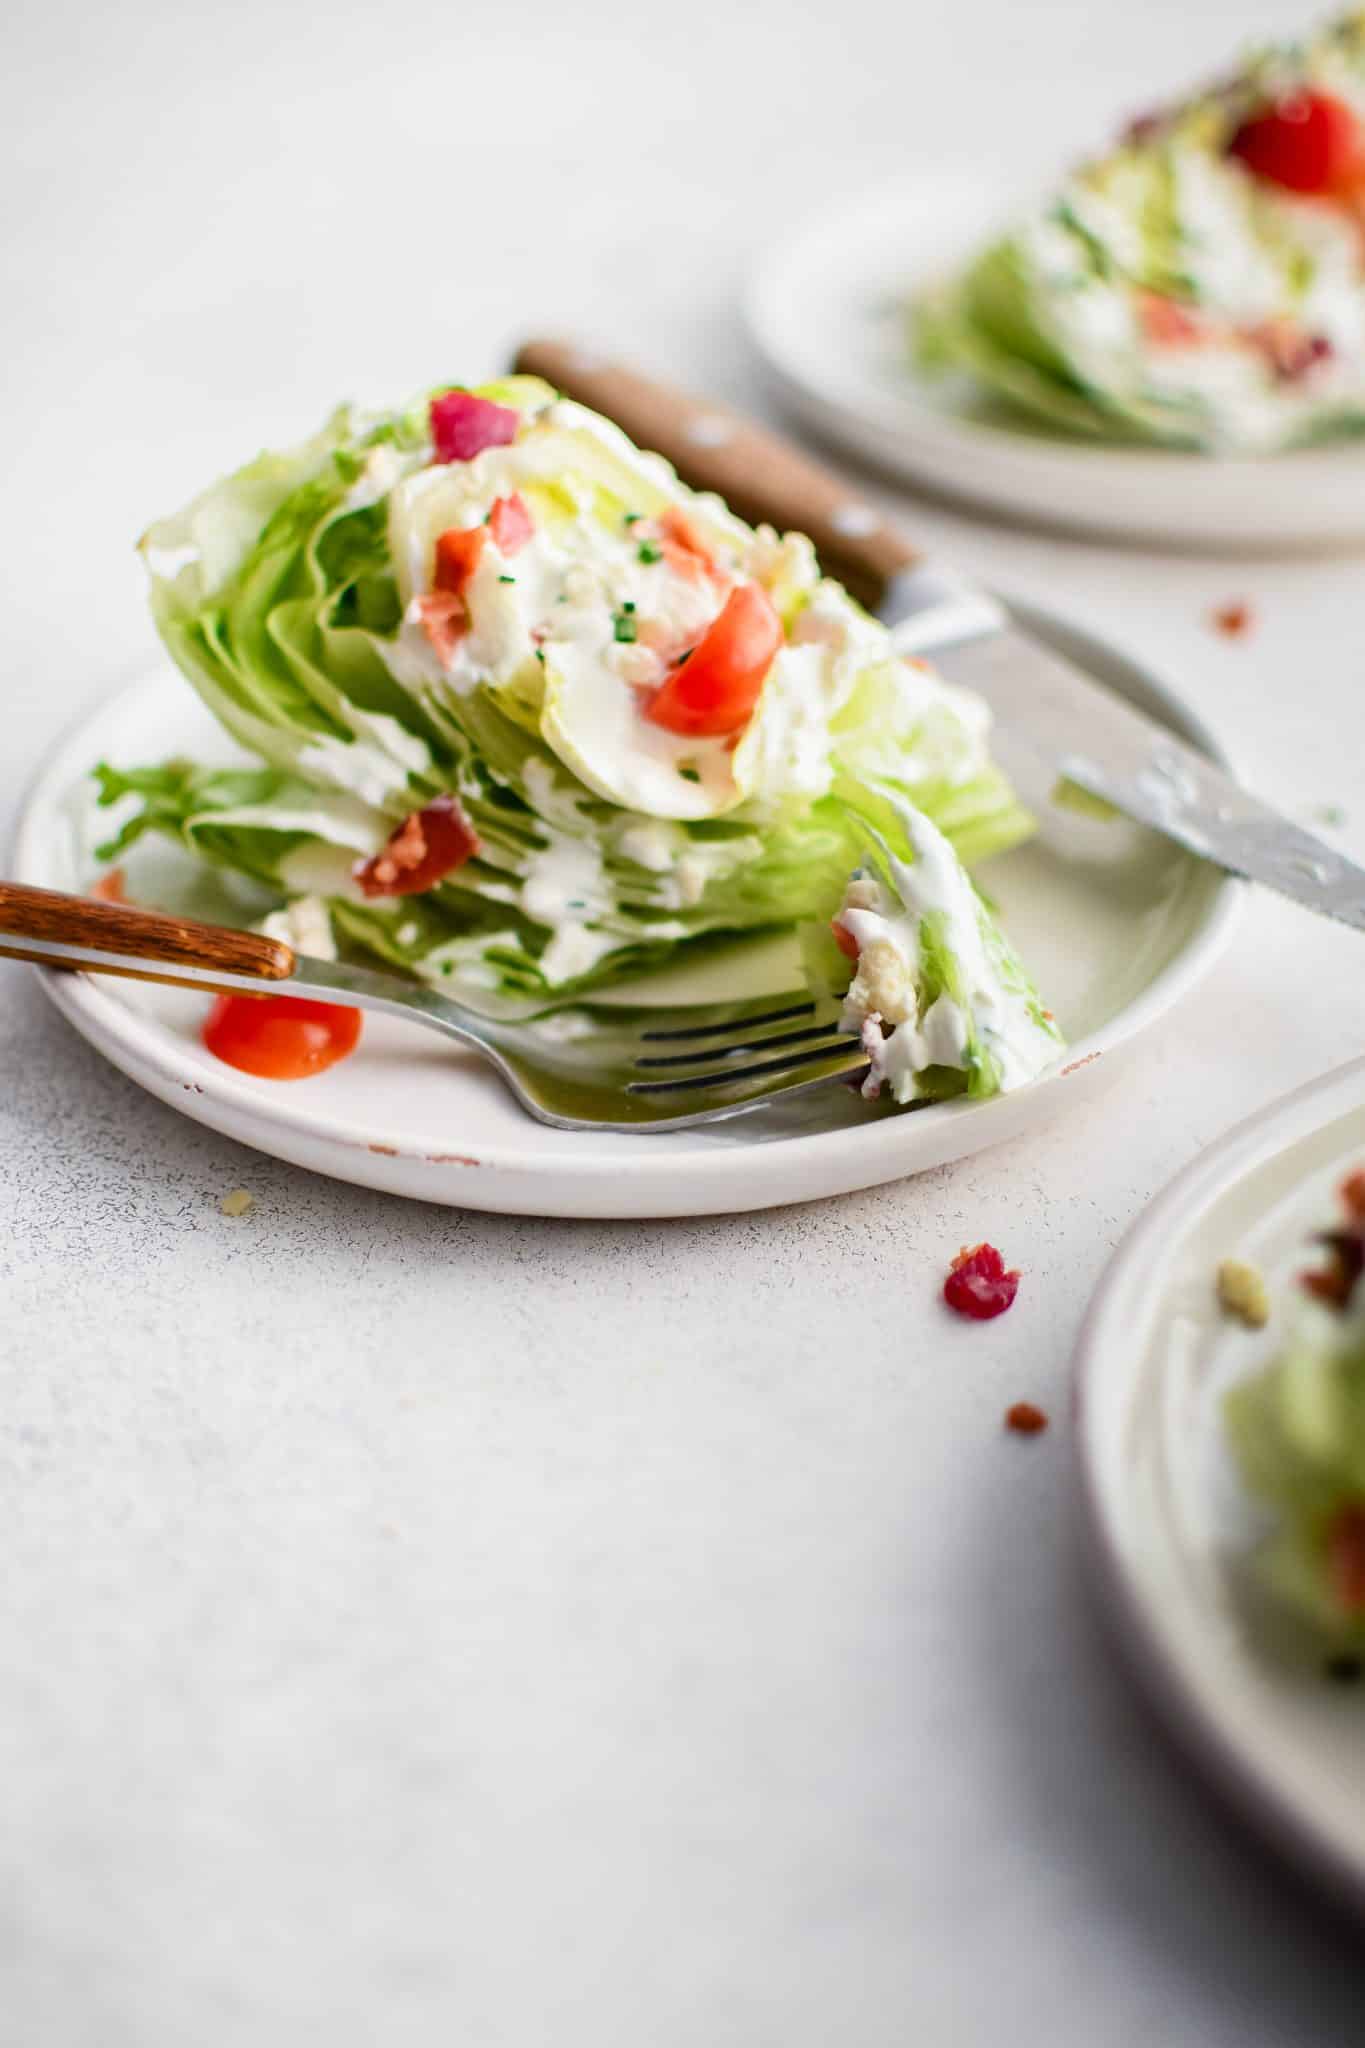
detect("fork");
top-left (0, 881), bottom-right (869, 1132)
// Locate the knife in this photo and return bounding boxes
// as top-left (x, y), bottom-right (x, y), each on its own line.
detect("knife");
top-left (513, 338), bottom-right (1365, 934)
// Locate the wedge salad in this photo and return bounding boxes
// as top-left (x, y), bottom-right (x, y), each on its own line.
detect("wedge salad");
top-left (1225, 1171), bottom-right (1365, 1634)
top-left (915, 9), bottom-right (1365, 451)
top-left (97, 374), bottom-right (1062, 1106)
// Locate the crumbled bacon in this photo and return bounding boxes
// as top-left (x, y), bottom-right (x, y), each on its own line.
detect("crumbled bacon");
top-left (1299, 1171), bottom-right (1365, 1309)
top-left (1327, 1504), bottom-right (1365, 1614)
top-left (1210, 599), bottom-right (1255, 638)
top-left (1136, 290), bottom-right (1205, 347)
top-left (830, 918), bottom-right (860, 963)
top-left (416, 591), bottom-right (468, 665)
top-left (658, 506), bottom-right (720, 581)
top-left (944, 1242), bottom-right (1021, 1320)
top-left (429, 390), bottom-right (519, 464)
top-left (89, 867), bottom-right (127, 903)
top-left (1246, 320), bottom-right (1333, 382)
top-left (354, 795), bottom-right (481, 899)
top-left (487, 492), bottom-right (533, 555)
top-left (1005, 1401), bottom-right (1049, 1435)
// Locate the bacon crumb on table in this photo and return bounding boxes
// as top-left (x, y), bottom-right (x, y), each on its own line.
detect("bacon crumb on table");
top-left (89, 867), bottom-right (127, 902)
top-left (1005, 1402), bottom-right (1049, 1436)
top-left (1209, 600), bottom-right (1255, 638)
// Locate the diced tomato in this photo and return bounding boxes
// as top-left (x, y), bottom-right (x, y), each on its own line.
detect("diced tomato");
top-left (644, 583), bottom-right (782, 739)
top-left (89, 867), bottom-right (127, 903)
top-left (416, 591), bottom-right (468, 665)
top-left (433, 525), bottom-right (486, 594)
top-left (1326, 1503), bottom-right (1365, 1614)
top-left (831, 918), bottom-right (860, 963)
top-left (487, 492), bottom-right (533, 556)
top-left (354, 794), bottom-right (481, 899)
top-left (203, 993), bottom-right (362, 1080)
top-left (659, 505), bottom-right (719, 580)
top-left (1136, 290), bottom-right (1205, 347)
top-left (944, 1242), bottom-right (1021, 1321)
top-left (429, 390), bottom-right (520, 463)
top-left (1228, 90), bottom-right (1365, 195)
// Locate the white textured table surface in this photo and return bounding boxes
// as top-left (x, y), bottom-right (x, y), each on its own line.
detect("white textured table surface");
top-left (5, 2), bottom-right (1365, 2040)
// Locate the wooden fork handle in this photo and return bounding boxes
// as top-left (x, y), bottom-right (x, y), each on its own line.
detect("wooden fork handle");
top-left (0, 881), bottom-right (294, 983)
top-left (512, 337), bottom-right (918, 612)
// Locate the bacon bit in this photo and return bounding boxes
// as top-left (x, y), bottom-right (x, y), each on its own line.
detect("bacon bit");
top-left (416, 591), bottom-right (468, 665)
top-left (1341, 1170), bottom-right (1365, 1220)
top-left (1123, 108), bottom-right (1165, 146)
top-left (1245, 319), bottom-right (1333, 382)
top-left (429, 390), bottom-right (519, 464)
top-left (487, 492), bottom-right (533, 556)
top-left (433, 525), bottom-right (486, 595)
top-left (944, 1242), bottom-right (1021, 1321)
top-left (354, 795), bottom-right (481, 899)
top-left (830, 918), bottom-right (860, 963)
top-left (89, 867), bottom-right (127, 903)
top-left (1136, 290), bottom-right (1205, 347)
top-left (1005, 1401), bottom-right (1049, 1436)
top-left (1210, 599), bottom-right (1254, 639)
top-left (1303, 1229), bottom-right (1365, 1308)
top-left (1326, 1504), bottom-right (1365, 1615)
top-left (658, 506), bottom-right (720, 581)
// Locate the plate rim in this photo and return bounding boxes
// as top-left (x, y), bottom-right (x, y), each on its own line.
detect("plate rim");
top-left (1073, 1053), bottom-right (1365, 1914)
top-left (745, 170), bottom-right (1365, 543)
top-left (11, 611), bottom-right (1240, 1203)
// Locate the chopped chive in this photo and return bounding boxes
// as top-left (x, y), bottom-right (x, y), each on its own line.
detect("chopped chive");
top-left (623, 600), bottom-right (636, 612)
top-left (534, 647), bottom-right (546, 664)
top-left (678, 766), bottom-right (701, 784)
top-left (613, 610), bottom-right (638, 643)
top-left (637, 540), bottom-right (663, 564)
top-left (499, 574), bottom-right (516, 584)
top-left (623, 511), bottom-right (642, 526)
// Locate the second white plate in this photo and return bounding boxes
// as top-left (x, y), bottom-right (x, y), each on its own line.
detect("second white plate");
top-left (1077, 1057), bottom-right (1365, 1913)
top-left (746, 172), bottom-right (1365, 549)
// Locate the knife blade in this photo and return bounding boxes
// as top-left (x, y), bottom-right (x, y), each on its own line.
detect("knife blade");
top-left (513, 338), bottom-right (1365, 934)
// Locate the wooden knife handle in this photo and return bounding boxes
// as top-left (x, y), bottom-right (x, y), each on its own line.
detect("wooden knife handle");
top-left (0, 881), bottom-right (294, 983)
top-left (513, 338), bottom-right (918, 611)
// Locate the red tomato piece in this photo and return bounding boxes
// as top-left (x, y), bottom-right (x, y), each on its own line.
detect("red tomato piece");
top-left (645, 583), bottom-right (783, 739)
top-left (433, 525), bottom-right (486, 594)
top-left (429, 391), bottom-right (520, 463)
top-left (203, 993), bottom-right (362, 1080)
top-left (1327, 1503), bottom-right (1365, 1614)
top-left (944, 1242), bottom-right (1021, 1321)
top-left (1228, 90), bottom-right (1365, 195)
top-left (831, 918), bottom-right (860, 963)
top-left (487, 492), bottom-right (533, 555)
top-left (354, 794), bottom-right (481, 899)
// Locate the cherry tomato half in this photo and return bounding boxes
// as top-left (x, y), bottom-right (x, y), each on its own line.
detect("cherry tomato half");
top-left (1228, 89), bottom-right (1365, 195)
top-left (645, 582), bottom-right (783, 739)
top-left (203, 993), bottom-right (362, 1080)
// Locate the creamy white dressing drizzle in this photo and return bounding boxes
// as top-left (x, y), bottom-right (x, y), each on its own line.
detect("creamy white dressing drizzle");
top-left (835, 801), bottom-right (1059, 1104)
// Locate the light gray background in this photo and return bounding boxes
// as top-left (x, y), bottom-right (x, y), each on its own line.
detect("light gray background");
top-left (4, 1), bottom-right (1365, 2040)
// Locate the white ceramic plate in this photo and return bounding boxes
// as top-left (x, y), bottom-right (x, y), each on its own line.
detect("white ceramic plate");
top-left (746, 173), bottom-right (1365, 550)
top-left (14, 604), bottom-right (1236, 1218)
top-left (1077, 1057), bottom-right (1365, 1913)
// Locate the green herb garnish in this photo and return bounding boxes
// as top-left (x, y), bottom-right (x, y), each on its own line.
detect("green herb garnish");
top-left (637, 541), bottom-right (663, 564)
